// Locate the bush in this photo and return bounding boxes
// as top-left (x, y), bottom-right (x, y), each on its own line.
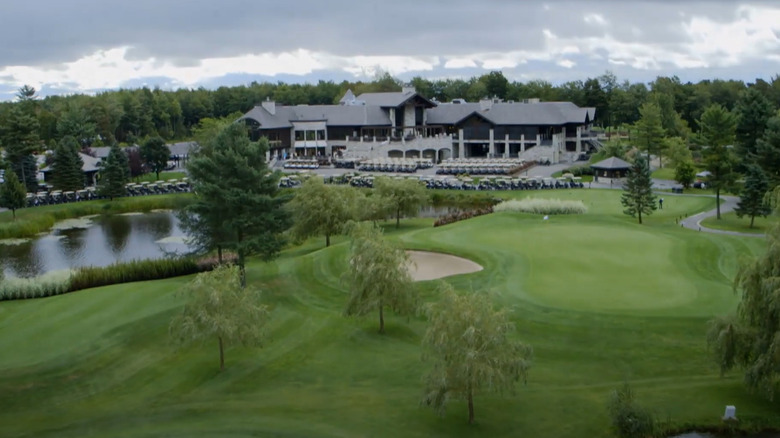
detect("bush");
top-left (561, 164), bottom-right (595, 177)
top-left (607, 383), bottom-right (656, 438)
top-left (433, 207), bottom-right (493, 227)
top-left (494, 198), bottom-right (587, 215)
top-left (429, 191), bottom-right (498, 209)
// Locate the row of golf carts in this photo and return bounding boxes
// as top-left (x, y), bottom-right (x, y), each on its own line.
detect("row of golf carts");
top-left (24, 179), bottom-right (191, 207)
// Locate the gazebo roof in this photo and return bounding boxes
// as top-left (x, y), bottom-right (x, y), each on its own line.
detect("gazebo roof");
top-left (590, 156), bottom-right (631, 170)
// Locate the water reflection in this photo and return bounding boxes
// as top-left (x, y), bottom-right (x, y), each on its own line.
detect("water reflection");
top-left (0, 211), bottom-right (191, 278)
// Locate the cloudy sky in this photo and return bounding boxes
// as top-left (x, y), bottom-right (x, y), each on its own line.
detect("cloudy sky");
top-left (1, 0), bottom-right (779, 100)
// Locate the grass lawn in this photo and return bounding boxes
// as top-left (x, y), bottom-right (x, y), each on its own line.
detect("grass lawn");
top-left (651, 166), bottom-right (676, 180)
top-left (132, 171), bottom-right (187, 183)
top-left (0, 190), bottom-right (775, 437)
top-left (701, 211), bottom-right (779, 234)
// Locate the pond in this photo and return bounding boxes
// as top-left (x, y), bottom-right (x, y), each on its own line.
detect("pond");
top-left (0, 211), bottom-right (192, 279)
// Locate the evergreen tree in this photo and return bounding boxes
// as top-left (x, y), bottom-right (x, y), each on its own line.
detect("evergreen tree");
top-left (633, 102), bottom-right (665, 165)
top-left (735, 87), bottom-right (774, 167)
top-left (0, 169), bottom-right (27, 219)
top-left (186, 124), bottom-right (291, 286)
top-left (140, 136), bottom-right (170, 180)
top-left (700, 104), bottom-right (738, 219)
top-left (51, 136), bottom-right (85, 191)
top-left (734, 165), bottom-right (772, 228)
top-left (621, 155), bottom-right (657, 224)
top-left (57, 104), bottom-right (97, 147)
top-left (756, 115), bottom-right (780, 186)
top-left (98, 144), bottom-right (129, 200)
top-left (0, 105), bottom-right (40, 192)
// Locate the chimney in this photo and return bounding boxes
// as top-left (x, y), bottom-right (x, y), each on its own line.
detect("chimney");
top-left (480, 97), bottom-right (493, 111)
top-left (402, 85), bottom-right (416, 95)
top-left (261, 97), bottom-right (275, 115)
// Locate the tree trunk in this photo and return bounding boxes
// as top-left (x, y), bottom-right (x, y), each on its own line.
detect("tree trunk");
top-left (396, 207), bottom-right (401, 228)
top-left (156, 170), bottom-right (160, 181)
top-left (237, 229), bottom-right (246, 288)
top-left (11, 209), bottom-right (16, 220)
top-left (750, 215), bottom-right (755, 228)
top-left (326, 233), bottom-right (330, 247)
top-left (716, 188), bottom-right (721, 219)
top-left (378, 295), bottom-right (385, 334)
top-left (638, 209), bottom-right (643, 224)
top-left (468, 388), bottom-right (475, 424)
top-left (217, 245), bottom-right (223, 264)
top-left (218, 336), bottom-right (225, 371)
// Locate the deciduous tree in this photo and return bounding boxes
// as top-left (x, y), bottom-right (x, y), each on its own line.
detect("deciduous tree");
top-left (140, 136), bottom-right (170, 180)
top-left (0, 169), bottom-right (27, 219)
top-left (708, 224), bottom-right (780, 399)
top-left (288, 178), bottom-right (362, 247)
top-left (374, 177), bottom-right (428, 228)
top-left (734, 165), bottom-right (772, 228)
top-left (674, 159), bottom-right (696, 189)
top-left (57, 103), bottom-right (97, 147)
top-left (186, 123), bottom-right (291, 286)
top-left (50, 136), bottom-right (84, 191)
top-left (169, 264), bottom-right (269, 372)
top-left (343, 222), bottom-right (416, 334)
top-left (700, 104), bottom-right (738, 219)
top-left (421, 282), bottom-right (532, 424)
top-left (621, 155), bottom-right (657, 224)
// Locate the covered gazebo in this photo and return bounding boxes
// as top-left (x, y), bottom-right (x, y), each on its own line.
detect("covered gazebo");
top-left (591, 156), bottom-right (631, 179)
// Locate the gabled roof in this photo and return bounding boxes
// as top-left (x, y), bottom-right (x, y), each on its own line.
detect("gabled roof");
top-left (356, 90), bottom-right (436, 108)
top-left (168, 142), bottom-right (196, 156)
top-left (590, 156), bottom-right (631, 170)
top-left (241, 104), bottom-right (392, 128)
top-left (41, 152), bottom-right (101, 174)
top-left (426, 101), bottom-right (595, 126)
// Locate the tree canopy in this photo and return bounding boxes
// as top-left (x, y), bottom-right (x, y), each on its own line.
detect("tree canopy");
top-left (421, 282), bottom-right (532, 424)
top-left (374, 177), bottom-right (429, 228)
top-left (756, 114), bottom-right (780, 187)
top-left (734, 165), bottom-right (772, 228)
top-left (98, 144), bottom-right (129, 200)
top-left (288, 177), bottom-right (362, 247)
top-left (140, 136), bottom-right (170, 180)
top-left (50, 136), bottom-right (84, 191)
top-left (700, 104), bottom-right (738, 219)
top-left (169, 264), bottom-right (269, 372)
top-left (621, 155), bottom-right (657, 224)
top-left (343, 222), bottom-right (416, 334)
top-left (0, 169), bottom-right (27, 219)
top-left (185, 123), bottom-right (291, 286)
top-left (633, 102), bottom-right (665, 164)
top-left (735, 87), bottom-right (775, 168)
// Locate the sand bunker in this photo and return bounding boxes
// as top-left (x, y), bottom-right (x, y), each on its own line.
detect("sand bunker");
top-left (406, 250), bottom-right (483, 282)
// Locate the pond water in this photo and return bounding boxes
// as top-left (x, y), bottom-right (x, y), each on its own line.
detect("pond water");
top-left (0, 211), bottom-right (192, 279)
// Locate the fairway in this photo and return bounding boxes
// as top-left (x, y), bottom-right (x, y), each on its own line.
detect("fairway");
top-left (0, 189), bottom-right (775, 437)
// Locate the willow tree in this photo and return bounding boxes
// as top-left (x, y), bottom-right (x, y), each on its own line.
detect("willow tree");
top-left (343, 222), bottom-right (416, 334)
top-left (169, 264), bottom-right (269, 372)
top-left (288, 177), bottom-right (362, 247)
top-left (422, 282), bottom-right (532, 424)
top-left (707, 222), bottom-right (780, 399)
top-left (374, 177), bottom-right (429, 228)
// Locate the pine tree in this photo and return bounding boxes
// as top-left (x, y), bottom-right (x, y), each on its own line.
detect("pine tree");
top-left (621, 155), bottom-right (657, 224)
top-left (734, 165), bottom-right (772, 228)
top-left (98, 144), bottom-right (129, 200)
top-left (756, 115), bottom-right (780, 187)
top-left (735, 87), bottom-right (774, 168)
top-left (0, 169), bottom-right (28, 219)
top-left (700, 104), bottom-right (738, 219)
top-left (633, 102), bottom-right (665, 164)
top-left (51, 136), bottom-right (85, 191)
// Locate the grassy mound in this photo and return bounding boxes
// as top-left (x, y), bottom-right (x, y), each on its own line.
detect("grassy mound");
top-left (0, 190), bottom-right (774, 438)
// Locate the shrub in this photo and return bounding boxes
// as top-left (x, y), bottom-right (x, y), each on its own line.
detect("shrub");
top-left (494, 198), bottom-right (587, 215)
top-left (561, 164), bottom-right (595, 177)
top-left (433, 207), bottom-right (493, 227)
top-left (607, 383), bottom-right (656, 438)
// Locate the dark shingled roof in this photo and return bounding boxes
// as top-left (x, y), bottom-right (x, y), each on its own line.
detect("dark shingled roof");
top-left (41, 152), bottom-right (101, 174)
top-left (356, 91), bottom-right (436, 108)
top-left (241, 104), bottom-right (392, 128)
top-left (590, 156), bottom-right (631, 170)
top-left (426, 101), bottom-right (594, 126)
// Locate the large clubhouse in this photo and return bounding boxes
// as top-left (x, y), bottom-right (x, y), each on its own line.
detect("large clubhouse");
top-left (240, 87), bottom-right (600, 164)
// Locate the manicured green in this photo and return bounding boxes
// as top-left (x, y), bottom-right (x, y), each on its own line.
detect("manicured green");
top-left (701, 211), bottom-right (778, 234)
top-left (0, 190), bottom-right (775, 437)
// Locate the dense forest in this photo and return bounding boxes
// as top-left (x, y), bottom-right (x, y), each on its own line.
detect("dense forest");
top-left (2, 71), bottom-right (780, 148)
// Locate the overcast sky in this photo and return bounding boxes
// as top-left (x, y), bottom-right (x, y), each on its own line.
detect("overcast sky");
top-left (1, 0), bottom-right (779, 100)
